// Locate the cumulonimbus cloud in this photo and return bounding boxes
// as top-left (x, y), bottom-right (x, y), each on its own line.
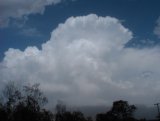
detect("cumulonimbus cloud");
top-left (0, 14), bottom-right (160, 106)
top-left (0, 0), bottom-right (62, 27)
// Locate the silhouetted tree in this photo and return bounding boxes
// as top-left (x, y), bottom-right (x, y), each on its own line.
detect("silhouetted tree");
top-left (55, 100), bottom-right (67, 121)
top-left (0, 82), bottom-right (53, 121)
top-left (1, 82), bottom-right (141, 121)
top-left (54, 101), bottom-right (92, 121)
top-left (55, 110), bottom-right (89, 121)
top-left (55, 100), bottom-right (66, 114)
top-left (96, 100), bottom-right (137, 121)
top-left (96, 113), bottom-right (107, 121)
top-left (86, 116), bottom-right (93, 121)
top-left (110, 100), bottom-right (136, 121)
top-left (0, 101), bottom-right (7, 121)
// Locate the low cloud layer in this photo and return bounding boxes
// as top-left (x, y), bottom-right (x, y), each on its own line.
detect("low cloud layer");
top-left (1, 14), bottom-right (160, 106)
top-left (0, 0), bottom-right (61, 27)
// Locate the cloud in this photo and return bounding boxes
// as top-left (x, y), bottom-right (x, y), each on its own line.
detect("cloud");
top-left (0, 14), bottom-right (160, 106)
top-left (0, 0), bottom-right (62, 28)
top-left (20, 27), bottom-right (42, 37)
top-left (154, 17), bottom-right (160, 38)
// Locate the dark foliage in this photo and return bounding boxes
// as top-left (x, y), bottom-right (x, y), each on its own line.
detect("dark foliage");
top-left (96, 100), bottom-right (137, 121)
top-left (0, 82), bottom-right (53, 121)
top-left (54, 101), bottom-right (92, 121)
top-left (0, 82), bottom-right (155, 121)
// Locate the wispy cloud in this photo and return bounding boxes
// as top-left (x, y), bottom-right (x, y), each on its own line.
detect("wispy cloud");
top-left (20, 27), bottom-right (42, 37)
top-left (0, 0), bottom-right (63, 28)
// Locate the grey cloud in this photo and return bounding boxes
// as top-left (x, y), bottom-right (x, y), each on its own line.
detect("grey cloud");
top-left (0, 0), bottom-right (62, 28)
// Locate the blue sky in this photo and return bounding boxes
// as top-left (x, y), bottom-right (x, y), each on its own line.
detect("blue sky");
top-left (1, 0), bottom-right (160, 60)
top-left (1, 0), bottom-right (160, 106)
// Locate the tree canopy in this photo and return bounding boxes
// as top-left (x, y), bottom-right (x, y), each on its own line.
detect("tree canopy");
top-left (0, 82), bottom-right (149, 121)
top-left (0, 82), bottom-right (53, 121)
top-left (96, 100), bottom-right (137, 121)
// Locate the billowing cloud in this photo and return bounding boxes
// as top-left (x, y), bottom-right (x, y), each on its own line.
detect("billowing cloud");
top-left (0, 14), bottom-right (160, 106)
top-left (0, 0), bottom-right (62, 27)
top-left (154, 17), bottom-right (160, 38)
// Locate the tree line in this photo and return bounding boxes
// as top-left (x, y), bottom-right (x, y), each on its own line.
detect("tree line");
top-left (0, 82), bottom-right (152, 121)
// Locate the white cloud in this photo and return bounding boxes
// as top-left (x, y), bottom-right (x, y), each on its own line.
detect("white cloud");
top-left (154, 17), bottom-right (160, 38)
top-left (0, 0), bottom-right (62, 28)
top-left (0, 14), bottom-right (160, 106)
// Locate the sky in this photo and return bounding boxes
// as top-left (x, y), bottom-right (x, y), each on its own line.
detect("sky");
top-left (1, 0), bottom-right (160, 107)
